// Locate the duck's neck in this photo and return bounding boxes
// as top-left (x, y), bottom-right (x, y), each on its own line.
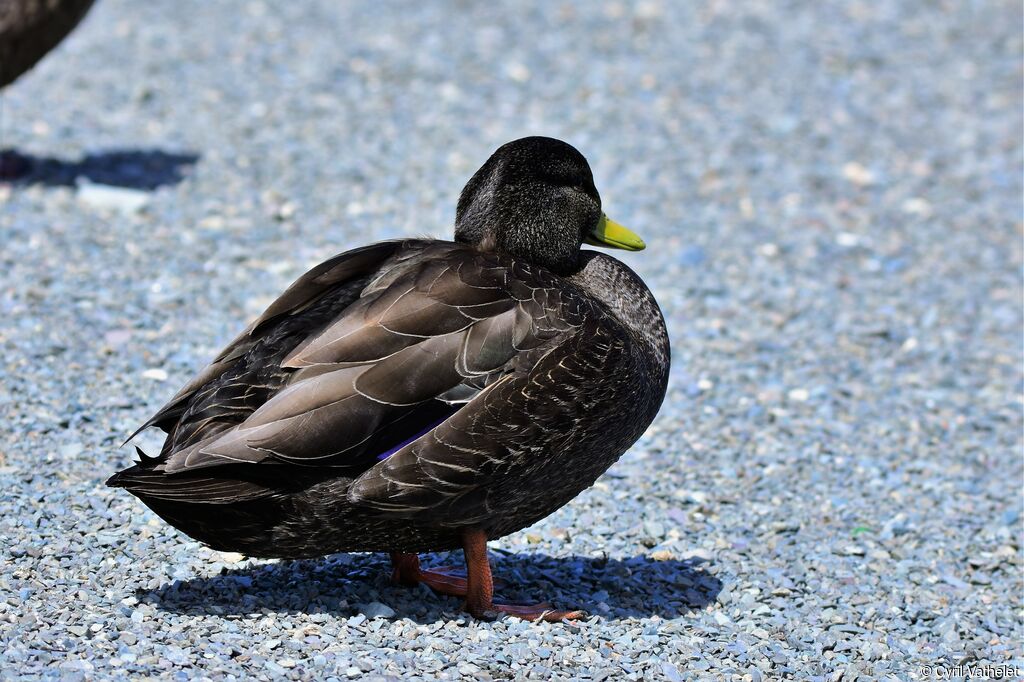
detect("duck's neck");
top-left (567, 251), bottom-right (671, 376)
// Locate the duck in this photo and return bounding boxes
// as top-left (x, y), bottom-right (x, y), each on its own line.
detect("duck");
top-left (108, 136), bottom-right (671, 621)
top-left (0, 0), bottom-right (95, 88)
top-left (1, 0), bottom-right (96, 178)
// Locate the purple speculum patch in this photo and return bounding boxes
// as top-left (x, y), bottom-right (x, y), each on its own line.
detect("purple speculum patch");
top-left (375, 420), bottom-right (444, 461)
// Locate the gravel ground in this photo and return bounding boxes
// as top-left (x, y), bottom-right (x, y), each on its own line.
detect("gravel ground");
top-left (1, 1), bottom-right (1021, 680)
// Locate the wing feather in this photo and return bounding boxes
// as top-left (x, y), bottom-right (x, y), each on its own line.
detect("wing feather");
top-left (123, 241), bottom-right (623, 515)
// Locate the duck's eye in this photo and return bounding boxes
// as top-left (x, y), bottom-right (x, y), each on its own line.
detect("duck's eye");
top-left (571, 183), bottom-right (599, 203)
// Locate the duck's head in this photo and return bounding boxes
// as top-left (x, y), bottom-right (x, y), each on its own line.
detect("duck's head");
top-left (455, 136), bottom-right (645, 274)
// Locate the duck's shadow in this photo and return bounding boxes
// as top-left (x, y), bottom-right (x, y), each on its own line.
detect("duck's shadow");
top-left (5, 148), bottom-right (198, 189)
top-left (139, 551), bottom-right (722, 623)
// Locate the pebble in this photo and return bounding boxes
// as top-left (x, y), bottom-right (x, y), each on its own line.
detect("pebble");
top-left (359, 602), bottom-right (396, 619)
top-left (840, 162), bottom-right (875, 187)
top-left (787, 388), bottom-right (810, 402)
top-left (76, 182), bottom-right (151, 214)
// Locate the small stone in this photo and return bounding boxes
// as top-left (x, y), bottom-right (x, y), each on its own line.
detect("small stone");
top-left (360, 602), bottom-right (395, 619)
top-left (841, 162), bottom-right (875, 186)
top-left (274, 202), bottom-right (296, 221)
top-left (59, 442), bottom-right (84, 458)
top-left (104, 329), bottom-right (133, 347)
top-left (787, 388), bottom-right (809, 402)
top-left (142, 368), bottom-right (169, 381)
top-left (836, 232), bottom-right (861, 247)
top-left (901, 197), bottom-right (932, 216)
top-left (506, 62), bottom-right (531, 82)
top-left (77, 181), bottom-right (151, 214)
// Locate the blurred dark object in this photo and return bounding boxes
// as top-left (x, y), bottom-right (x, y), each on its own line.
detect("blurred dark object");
top-left (0, 149), bottom-right (30, 179)
top-left (8, 149), bottom-right (200, 189)
top-left (0, 0), bottom-right (95, 88)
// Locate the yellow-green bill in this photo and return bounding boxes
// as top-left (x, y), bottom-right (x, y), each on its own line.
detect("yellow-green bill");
top-left (584, 214), bottom-right (646, 251)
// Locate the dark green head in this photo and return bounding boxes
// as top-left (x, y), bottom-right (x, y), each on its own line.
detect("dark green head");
top-left (455, 136), bottom-right (644, 274)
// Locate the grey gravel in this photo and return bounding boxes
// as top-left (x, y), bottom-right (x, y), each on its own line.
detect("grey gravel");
top-left (1, 0), bottom-right (1021, 680)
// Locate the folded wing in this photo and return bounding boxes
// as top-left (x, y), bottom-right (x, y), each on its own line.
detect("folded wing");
top-left (143, 242), bottom-right (599, 494)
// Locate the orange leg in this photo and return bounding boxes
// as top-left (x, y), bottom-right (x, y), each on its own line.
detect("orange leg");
top-left (461, 528), bottom-right (587, 622)
top-left (390, 552), bottom-right (473, 597)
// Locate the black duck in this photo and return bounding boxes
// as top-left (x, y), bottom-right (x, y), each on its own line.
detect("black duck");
top-left (109, 137), bottom-right (671, 620)
top-left (0, 0), bottom-right (95, 177)
top-left (0, 0), bottom-right (95, 88)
